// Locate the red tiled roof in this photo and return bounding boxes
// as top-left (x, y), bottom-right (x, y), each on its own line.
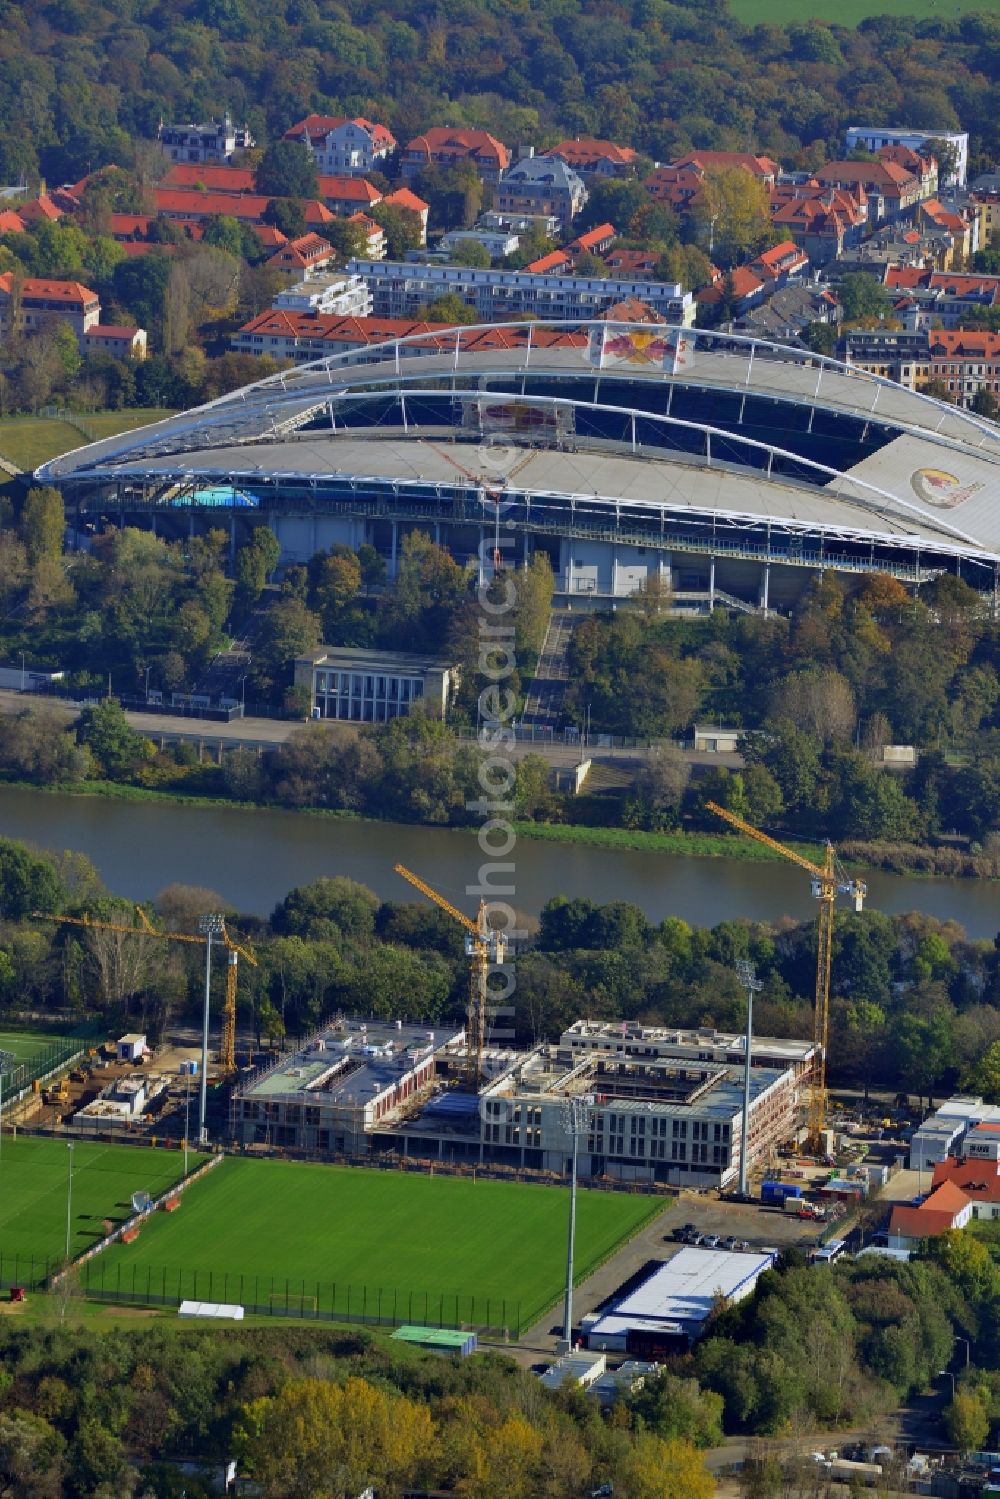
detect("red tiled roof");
top-left (317, 176), bottom-right (383, 206)
top-left (85, 324), bottom-right (140, 338)
top-left (161, 164), bottom-right (257, 193)
top-left (19, 195), bottom-right (62, 223)
top-left (0, 273), bottom-right (98, 305)
top-left (265, 233), bottom-right (334, 269)
top-left (525, 250), bottom-right (572, 273)
top-left (928, 330), bottom-right (1000, 358)
top-left (931, 1157), bottom-right (1000, 1198)
top-left (567, 222), bottom-right (616, 254)
top-left (404, 127), bottom-right (510, 170)
top-left (816, 160), bottom-right (918, 194)
top-left (253, 225), bottom-right (288, 247)
top-left (604, 248), bottom-right (660, 274)
top-left (674, 150), bottom-right (780, 180)
top-left (0, 210), bottom-right (26, 233)
top-left (284, 114), bottom-right (396, 150)
top-left (698, 266), bottom-right (764, 304)
top-left (383, 187), bottom-right (429, 215)
top-left (545, 138), bottom-right (639, 168)
top-left (599, 297), bottom-right (664, 323)
top-left (890, 1205), bottom-right (963, 1238)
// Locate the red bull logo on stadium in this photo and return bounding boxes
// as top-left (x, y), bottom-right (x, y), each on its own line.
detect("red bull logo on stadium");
top-left (911, 468), bottom-right (984, 510)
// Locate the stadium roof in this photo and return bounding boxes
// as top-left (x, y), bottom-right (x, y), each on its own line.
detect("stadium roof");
top-left (36, 321), bottom-right (1000, 569)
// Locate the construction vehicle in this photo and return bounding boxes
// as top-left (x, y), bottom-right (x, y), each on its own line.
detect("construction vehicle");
top-left (33, 908), bottom-right (256, 1073)
top-left (705, 801), bottom-right (866, 1149)
top-left (43, 1080), bottom-right (68, 1106)
top-left (393, 863), bottom-right (506, 1088)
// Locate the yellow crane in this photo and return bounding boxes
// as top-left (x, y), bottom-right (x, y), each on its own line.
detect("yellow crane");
top-left (32, 907), bottom-right (257, 1072)
top-left (704, 802), bottom-right (866, 1146)
top-left (394, 863), bottom-right (506, 1088)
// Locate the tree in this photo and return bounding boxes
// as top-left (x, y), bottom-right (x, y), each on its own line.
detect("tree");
top-left (272, 875), bottom-right (378, 941)
top-left (692, 167), bottom-right (775, 266)
top-left (370, 202), bottom-right (423, 259)
top-left (962, 1038), bottom-right (1000, 1103)
top-left (620, 1435), bottom-right (714, 1499)
top-left (236, 527), bottom-right (281, 607)
top-left (419, 291), bottom-right (477, 324)
top-left (256, 140), bottom-right (318, 200)
top-left (324, 218), bottom-right (368, 265)
top-left (77, 699), bottom-right (153, 779)
top-left (21, 486), bottom-right (64, 564)
top-left (450, 238), bottom-right (491, 268)
top-left (944, 1390), bottom-right (990, 1453)
top-left (0, 1410), bottom-right (66, 1497)
top-left (253, 597), bottom-right (321, 691)
top-left (627, 742), bottom-right (691, 829)
top-left (971, 386), bottom-right (1000, 421)
top-left (262, 197), bottom-right (306, 239)
top-left (0, 839), bottom-right (63, 919)
top-left (838, 271), bottom-right (891, 323)
top-left (770, 667), bottom-right (856, 745)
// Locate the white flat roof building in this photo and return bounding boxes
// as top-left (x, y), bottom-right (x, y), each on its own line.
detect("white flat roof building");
top-left (909, 1095), bottom-right (1000, 1170)
top-left (845, 126), bottom-right (969, 185)
top-left (584, 1247), bottom-right (776, 1353)
top-left (272, 274), bottom-right (373, 318)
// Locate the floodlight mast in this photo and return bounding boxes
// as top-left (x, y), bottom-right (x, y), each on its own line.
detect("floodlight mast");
top-left (0, 1049), bottom-right (14, 1165)
top-left (559, 1095), bottom-right (590, 1354)
top-left (735, 959), bottom-right (763, 1198)
top-left (198, 914), bottom-right (225, 1144)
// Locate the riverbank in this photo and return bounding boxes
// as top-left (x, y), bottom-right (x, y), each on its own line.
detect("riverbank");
top-left (0, 774), bottom-right (990, 884)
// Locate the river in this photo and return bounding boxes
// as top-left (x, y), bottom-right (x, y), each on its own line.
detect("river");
top-left (0, 785), bottom-right (996, 937)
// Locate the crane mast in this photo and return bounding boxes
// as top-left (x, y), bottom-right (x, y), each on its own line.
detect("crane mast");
top-left (704, 801), bottom-right (866, 1147)
top-left (394, 863), bottom-right (506, 1088)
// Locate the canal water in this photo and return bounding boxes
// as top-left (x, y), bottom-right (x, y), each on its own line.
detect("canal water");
top-left (0, 785), bottom-right (996, 936)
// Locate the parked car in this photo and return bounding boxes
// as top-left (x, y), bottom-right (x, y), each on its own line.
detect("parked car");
top-left (701, 1234), bottom-right (721, 1249)
top-left (721, 1235), bottom-right (738, 1250)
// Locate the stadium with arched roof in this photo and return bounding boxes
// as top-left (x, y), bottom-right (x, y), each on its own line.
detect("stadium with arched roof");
top-left (36, 320), bottom-right (1000, 612)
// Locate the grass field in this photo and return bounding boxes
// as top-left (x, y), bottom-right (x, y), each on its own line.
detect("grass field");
top-left (730, 0), bottom-right (997, 23)
top-left (0, 408), bottom-right (175, 475)
top-left (0, 1029), bottom-right (67, 1070)
top-left (0, 1028), bottom-right (83, 1098)
top-left (0, 1136), bottom-right (202, 1279)
top-left (96, 1158), bottom-right (663, 1332)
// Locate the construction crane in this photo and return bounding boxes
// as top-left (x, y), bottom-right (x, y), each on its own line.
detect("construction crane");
top-left (32, 908), bottom-right (257, 1073)
top-left (423, 440), bottom-right (536, 574)
top-left (394, 863), bottom-right (506, 1089)
top-left (704, 802), bottom-right (866, 1147)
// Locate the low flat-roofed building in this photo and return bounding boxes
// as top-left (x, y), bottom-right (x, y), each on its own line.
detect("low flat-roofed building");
top-left (909, 1095), bottom-right (1000, 1170)
top-left (234, 1018), bottom-right (464, 1154)
top-left (272, 274), bottom-right (373, 317)
top-left (294, 647), bottom-right (458, 722)
top-left (691, 725), bottom-right (741, 754)
top-left (583, 1247), bottom-right (776, 1355)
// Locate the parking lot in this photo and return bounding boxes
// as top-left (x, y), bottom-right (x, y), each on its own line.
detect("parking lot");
top-left (668, 1191), bottom-right (828, 1252)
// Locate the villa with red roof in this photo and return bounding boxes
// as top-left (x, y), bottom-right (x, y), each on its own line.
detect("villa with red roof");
top-left (283, 115), bottom-right (396, 177)
top-left (382, 187), bottom-right (430, 245)
top-left (84, 325), bottom-right (147, 360)
top-left (401, 128), bottom-right (510, 186)
top-left (566, 222), bottom-right (617, 259)
top-left (544, 138), bottom-right (639, 181)
top-left (814, 160), bottom-right (924, 222)
top-left (161, 164), bottom-right (257, 194)
top-left (265, 233), bottom-right (337, 278)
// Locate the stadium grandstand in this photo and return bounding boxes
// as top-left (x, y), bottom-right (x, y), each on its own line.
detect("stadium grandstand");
top-left (36, 320), bottom-right (1000, 611)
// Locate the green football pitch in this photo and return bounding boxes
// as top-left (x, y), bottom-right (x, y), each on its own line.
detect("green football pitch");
top-left (0, 1137), bottom-right (202, 1280)
top-left (97, 1158), bottom-right (664, 1332)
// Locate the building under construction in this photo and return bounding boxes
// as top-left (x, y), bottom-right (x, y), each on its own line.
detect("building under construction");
top-left (232, 1018), bottom-right (813, 1188)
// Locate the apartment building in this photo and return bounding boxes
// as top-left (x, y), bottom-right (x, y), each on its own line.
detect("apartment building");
top-left (0, 273), bottom-right (100, 337)
top-left (346, 258), bottom-right (695, 325)
top-left (495, 156), bottom-right (588, 232)
top-left (272, 274), bottom-right (373, 318)
top-left (401, 128), bottom-right (510, 186)
top-left (839, 326), bottom-right (1000, 407)
top-left (845, 125), bottom-right (969, 185)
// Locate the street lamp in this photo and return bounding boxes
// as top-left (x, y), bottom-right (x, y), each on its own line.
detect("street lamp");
top-left (558, 1095), bottom-right (590, 1354)
top-left (183, 1065), bottom-right (191, 1177)
top-left (939, 1370), bottom-right (956, 1399)
top-left (65, 1143), bottom-right (75, 1261)
top-left (735, 959), bottom-right (763, 1198)
top-left (955, 1336), bottom-right (971, 1368)
top-left (0, 1049), bottom-right (14, 1165)
top-left (197, 914), bottom-right (225, 1145)
top-left (19, 653), bottom-right (24, 691)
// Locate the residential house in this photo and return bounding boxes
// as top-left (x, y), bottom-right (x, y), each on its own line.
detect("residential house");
top-left (672, 150), bottom-right (780, 187)
top-left (883, 266), bottom-right (1000, 328)
top-left (845, 125), bottom-right (968, 186)
top-left (888, 1180), bottom-right (974, 1247)
top-left (401, 128), bottom-right (510, 185)
top-left (347, 257), bottom-right (695, 325)
top-left (0, 273), bottom-right (100, 337)
top-left (544, 138), bottom-right (640, 181)
top-left (265, 233), bottom-right (337, 279)
top-left (477, 208), bottom-right (561, 240)
top-left (83, 325), bottom-right (147, 360)
top-left (158, 115), bottom-right (255, 165)
top-left (382, 187), bottom-right (430, 245)
top-left (495, 156), bottom-right (588, 232)
top-left (153, 188), bottom-right (335, 229)
top-left (770, 182), bottom-right (867, 266)
top-left (317, 176), bottom-right (384, 218)
top-left (0, 209), bottom-right (25, 234)
top-left (917, 197), bottom-right (979, 266)
top-left (738, 284), bottom-right (840, 344)
top-left (604, 247), bottom-right (661, 277)
top-left (349, 213), bottom-right (385, 260)
top-left (929, 1126), bottom-right (1000, 1221)
top-left (697, 239), bottom-right (808, 315)
top-left (524, 249), bottom-right (573, 274)
top-left (645, 164), bottom-right (706, 212)
top-left (283, 115), bottom-right (396, 177)
top-left (566, 222), bottom-right (616, 259)
top-left (814, 160), bottom-right (924, 223)
top-left (878, 143), bottom-right (938, 197)
top-left (161, 163), bottom-right (257, 194)
top-left (18, 195), bottom-right (63, 225)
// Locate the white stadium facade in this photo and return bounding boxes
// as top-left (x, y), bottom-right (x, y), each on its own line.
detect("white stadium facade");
top-left (37, 320), bottom-right (1000, 611)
